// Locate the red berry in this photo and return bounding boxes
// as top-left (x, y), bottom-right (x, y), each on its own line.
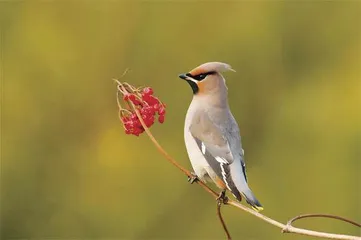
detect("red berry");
top-left (141, 114), bottom-right (148, 121)
top-left (153, 103), bottom-right (160, 110)
top-left (133, 119), bottom-right (142, 128)
top-left (123, 120), bottom-right (133, 129)
top-left (141, 94), bottom-right (150, 102)
top-left (129, 94), bottom-right (141, 105)
top-left (128, 94), bottom-right (136, 101)
top-left (158, 115), bottom-right (165, 123)
top-left (158, 106), bottom-right (166, 115)
top-left (121, 116), bottom-right (129, 123)
top-left (140, 106), bottom-right (149, 114)
top-left (130, 113), bottom-right (138, 121)
top-left (143, 95), bottom-right (159, 106)
top-left (145, 115), bottom-right (155, 127)
top-left (132, 126), bottom-right (144, 136)
top-left (123, 94), bottom-right (130, 101)
top-left (118, 85), bottom-right (166, 136)
top-left (143, 87), bottom-right (153, 96)
top-left (141, 106), bottom-right (156, 117)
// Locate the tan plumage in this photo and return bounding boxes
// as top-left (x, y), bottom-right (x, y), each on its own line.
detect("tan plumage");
top-left (179, 62), bottom-right (263, 211)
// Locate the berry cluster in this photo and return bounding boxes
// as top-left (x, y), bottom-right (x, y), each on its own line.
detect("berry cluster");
top-left (118, 86), bottom-right (166, 136)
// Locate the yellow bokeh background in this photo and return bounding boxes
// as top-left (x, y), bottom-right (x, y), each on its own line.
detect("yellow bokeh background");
top-left (1, 1), bottom-right (360, 239)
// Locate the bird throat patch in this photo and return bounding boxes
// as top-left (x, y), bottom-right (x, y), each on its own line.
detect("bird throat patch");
top-left (186, 80), bottom-right (199, 94)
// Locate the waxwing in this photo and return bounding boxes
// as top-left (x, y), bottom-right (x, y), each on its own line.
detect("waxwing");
top-left (179, 62), bottom-right (263, 211)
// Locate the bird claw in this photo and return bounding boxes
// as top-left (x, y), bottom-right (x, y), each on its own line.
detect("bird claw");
top-left (187, 172), bottom-right (199, 184)
top-left (216, 189), bottom-right (228, 204)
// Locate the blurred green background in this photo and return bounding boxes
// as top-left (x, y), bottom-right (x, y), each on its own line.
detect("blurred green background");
top-left (1, 1), bottom-right (360, 239)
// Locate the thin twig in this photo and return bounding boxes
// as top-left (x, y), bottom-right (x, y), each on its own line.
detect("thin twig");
top-left (116, 81), bottom-right (361, 240)
top-left (285, 214), bottom-right (361, 229)
top-left (217, 201), bottom-right (232, 240)
top-left (228, 201), bottom-right (360, 240)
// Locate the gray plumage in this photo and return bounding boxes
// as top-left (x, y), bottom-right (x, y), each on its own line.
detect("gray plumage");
top-left (181, 62), bottom-right (263, 211)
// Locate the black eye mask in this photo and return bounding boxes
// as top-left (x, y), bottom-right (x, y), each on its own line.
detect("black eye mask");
top-left (186, 71), bottom-right (216, 81)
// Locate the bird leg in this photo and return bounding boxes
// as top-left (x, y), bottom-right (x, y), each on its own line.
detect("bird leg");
top-left (216, 189), bottom-right (228, 204)
top-left (187, 172), bottom-right (199, 184)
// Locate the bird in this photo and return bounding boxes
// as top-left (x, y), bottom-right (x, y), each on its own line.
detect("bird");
top-left (179, 62), bottom-right (263, 211)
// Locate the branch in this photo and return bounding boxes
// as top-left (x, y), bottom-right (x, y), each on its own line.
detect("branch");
top-left (139, 120), bottom-right (360, 240)
top-left (143, 125), bottom-right (360, 239)
top-left (116, 81), bottom-right (361, 240)
top-left (285, 214), bottom-right (361, 229)
top-left (217, 200), bottom-right (232, 240)
top-left (228, 201), bottom-right (360, 240)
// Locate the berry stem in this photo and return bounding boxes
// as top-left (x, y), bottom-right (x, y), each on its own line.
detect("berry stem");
top-left (122, 82), bottom-right (137, 91)
top-left (116, 90), bottom-right (123, 109)
top-left (119, 108), bottom-right (132, 115)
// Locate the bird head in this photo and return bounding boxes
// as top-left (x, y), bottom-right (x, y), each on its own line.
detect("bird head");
top-left (179, 62), bottom-right (235, 95)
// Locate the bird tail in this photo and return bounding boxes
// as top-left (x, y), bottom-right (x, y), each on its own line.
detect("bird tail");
top-left (241, 188), bottom-right (263, 212)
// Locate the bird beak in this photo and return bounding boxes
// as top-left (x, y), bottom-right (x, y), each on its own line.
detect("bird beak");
top-left (178, 73), bottom-right (189, 80)
top-left (179, 73), bottom-right (198, 84)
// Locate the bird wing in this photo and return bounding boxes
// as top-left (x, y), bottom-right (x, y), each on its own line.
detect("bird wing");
top-left (189, 111), bottom-right (234, 164)
top-left (189, 111), bottom-right (242, 199)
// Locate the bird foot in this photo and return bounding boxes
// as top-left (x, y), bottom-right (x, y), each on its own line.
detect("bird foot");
top-left (216, 189), bottom-right (228, 204)
top-left (187, 172), bottom-right (199, 184)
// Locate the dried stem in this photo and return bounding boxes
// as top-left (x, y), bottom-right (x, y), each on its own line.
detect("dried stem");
top-left (217, 201), bottom-right (232, 240)
top-left (285, 214), bottom-right (361, 229)
top-left (228, 201), bottom-right (360, 240)
top-left (116, 81), bottom-right (361, 240)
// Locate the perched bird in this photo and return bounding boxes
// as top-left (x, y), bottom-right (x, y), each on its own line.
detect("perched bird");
top-left (179, 62), bottom-right (263, 211)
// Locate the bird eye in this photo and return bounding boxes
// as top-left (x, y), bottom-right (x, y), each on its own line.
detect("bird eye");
top-left (193, 74), bottom-right (207, 81)
top-left (199, 74), bottom-right (206, 80)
